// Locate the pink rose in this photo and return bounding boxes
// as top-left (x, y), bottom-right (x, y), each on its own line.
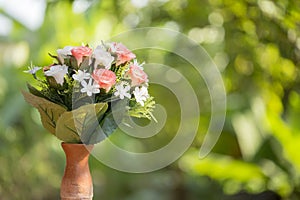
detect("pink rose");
top-left (71, 46), bottom-right (93, 65)
top-left (92, 69), bottom-right (116, 92)
top-left (127, 64), bottom-right (148, 86)
top-left (110, 42), bottom-right (136, 66)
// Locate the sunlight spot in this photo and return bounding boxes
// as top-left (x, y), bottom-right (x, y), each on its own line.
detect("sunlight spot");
top-left (131, 0), bottom-right (149, 8)
top-left (208, 12), bottom-right (224, 27)
top-left (0, 14), bottom-right (12, 36)
top-left (258, 0), bottom-right (283, 19)
top-left (0, 0), bottom-right (46, 30)
top-left (72, 0), bottom-right (92, 13)
top-left (188, 26), bottom-right (224, 44)
top-left (123, 14), bottom-right (140, 28)
top-left (214, 52), bottom-right (229, 71)
top-left (3, 42), bottom-right (29, 67)
top-left (164, 21), bottom-right (180, 32)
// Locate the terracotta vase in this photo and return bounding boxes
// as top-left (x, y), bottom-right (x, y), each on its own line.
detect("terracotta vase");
top-left (60, 142), bottom-right (94, 200)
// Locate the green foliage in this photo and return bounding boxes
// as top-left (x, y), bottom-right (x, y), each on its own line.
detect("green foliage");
top-left (22, 91), bottom-right (67, 135)
top-left (56, 103), bottom-right (108, 144)
top-left (22, 87), bottom-right (120, 144)
top-left (179, 149), bottom-right (267, 194)
top-left (128, 96), bottom-right (156, 120)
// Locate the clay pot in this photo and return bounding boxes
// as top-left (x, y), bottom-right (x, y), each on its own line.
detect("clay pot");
top-left (60, 142), bottom-right (94, 200)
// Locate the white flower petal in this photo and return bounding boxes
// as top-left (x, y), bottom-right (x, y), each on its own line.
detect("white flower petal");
top-left (73, 70), bottom-right (90, 82)
top-left (44, 65), bottom-right (68, 85)
top-left (114, 82), bottom-right (131, 99)
top-left (81, 80), bottom-right (88, 87)
top-left (80, 78), bottom-right (100, 96)
top-left (133, 86), bottom-right (149, 106)
top-left (81, 88), bottom-right (87, 93)
top-left (24, 66), bottom-right (41, 74)
top-left (57, 46), bottom-right (73, 57)
top-left (93, 45), bottom-right (114, 69)
top-left (93, 88), bottom-right (100, 94)
top-left (87, 91), bottom-right (92, 96)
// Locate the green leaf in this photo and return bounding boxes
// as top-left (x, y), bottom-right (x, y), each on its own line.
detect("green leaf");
top-left (80, 56), bottom-right (90, 71)
top-left (100, 99), bottom-right (128, 137)
top-left (48, 53), bottom-right (61, 64)
top-left (100, 111), bottom-right (119, 137)
top-left (55, 110), bottom-right (81, 143)
top-left (56, 103), bottom-right (108, 144)
top-left (70, 56), bottom-right (78, 70)
top-left (22, 91), bottom-right (67, 135)
top-left (27, 83), bottom-right (47, 98)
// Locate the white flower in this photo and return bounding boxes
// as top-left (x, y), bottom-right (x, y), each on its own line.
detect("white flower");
top-left (57, 46), bottom-right (73, 64)
top-left (57, 46), bottom-right (73, 57)
top-left (114, 82), bottom-right (131, 99)
top-left (93, 45), bottom-right (114, 69)
top-left (72, 70), bottom-right (90, 82)
top-left (24, 64), bottom-right (41, 74)
top-left (80, 78), bottom-right (100, 96)
top-left (44, 64), bottom-right (68, 85)
top-left (133, 86), bottom-right (149, 106)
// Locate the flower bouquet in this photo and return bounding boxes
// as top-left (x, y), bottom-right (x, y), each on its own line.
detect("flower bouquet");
top-left (22, 42), bottom-right (156, 144)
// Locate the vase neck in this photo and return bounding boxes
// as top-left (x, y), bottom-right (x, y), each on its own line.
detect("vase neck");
top-left (61, 143), bottom-right (94, 165)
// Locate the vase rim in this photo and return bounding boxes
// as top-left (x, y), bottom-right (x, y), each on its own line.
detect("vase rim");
top-left (61, 142), bottom-right (94, 145)
top-left (61, 142), bottom-right (94, 150)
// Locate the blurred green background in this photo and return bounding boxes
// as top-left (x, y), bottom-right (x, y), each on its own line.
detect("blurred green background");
top-left (1, 0), bottom-right (300, 199)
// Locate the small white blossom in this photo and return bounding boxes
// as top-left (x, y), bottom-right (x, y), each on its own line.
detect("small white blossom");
top-left (24, 64), bottom-right (41, 74)
top-left (72, 70), bottom-right (90, 82)
top-left (80, 78), bottom-right (100, 96)
top-left (114, 82), bottom-right (131, 99)
top-left (93, 45), bottom-right (114, 69)
top-left (44, 64), bottom-right (68, 85)
top-left (133, 86), bottom-right (149, 106)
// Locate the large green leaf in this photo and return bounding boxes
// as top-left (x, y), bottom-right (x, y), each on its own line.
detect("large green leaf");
top-left (22, 91), bottom-right (67, 135)
top-left (100, 111), bottom-right (119, 137)
top-left (100, 99), bottom-right (128, 138)
top-left (55, 103), bottom-right (108, 144)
